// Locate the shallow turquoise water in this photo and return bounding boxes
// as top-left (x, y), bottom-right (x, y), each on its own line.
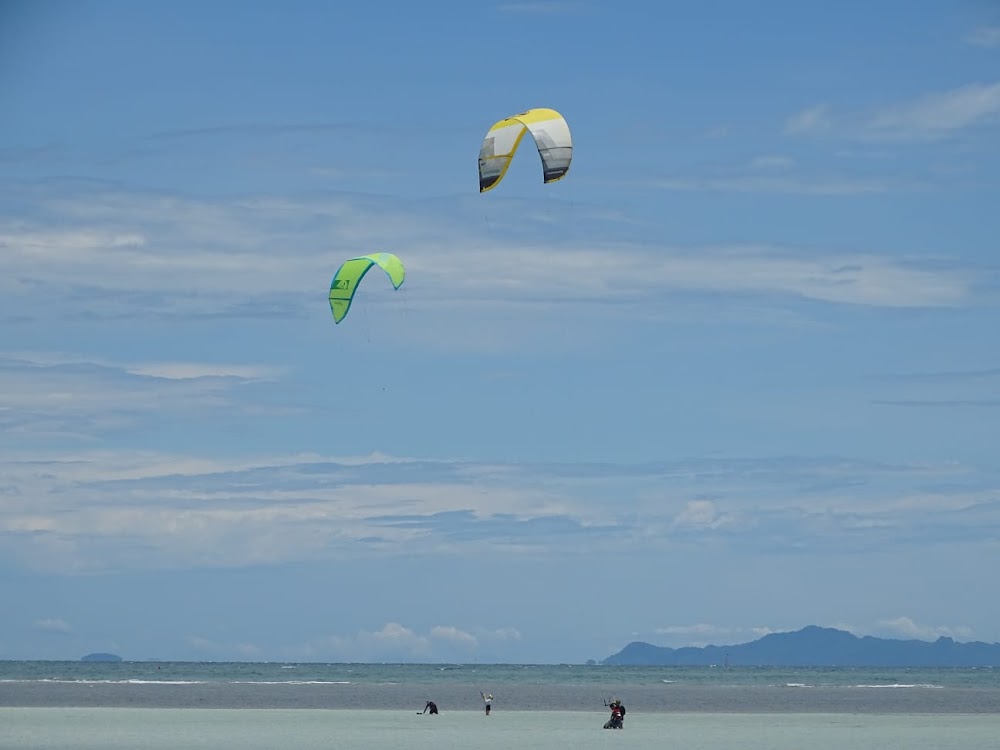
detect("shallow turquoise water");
top-left (3, 661), bottom-right (998, 689)
top-left (3, 661), bottom-right (999, 714)
top-left (2, 709), bottom-right (998, 750)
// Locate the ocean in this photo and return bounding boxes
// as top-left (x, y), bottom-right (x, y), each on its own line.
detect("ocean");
top-left (2, 662), bottom-right (998, 749)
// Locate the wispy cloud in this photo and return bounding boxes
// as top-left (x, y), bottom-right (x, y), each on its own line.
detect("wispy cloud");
top-left (1, 449), bottom-right (994, 574)
top-left (651, 623), bottom-right (765, 647)
top-left (867, 82), bottom-right (1000, 140)
top-left (124, 362), bottom-right (286, 380)
top-left (869, 366), bottom-right (1000, 384)
top-left (654, 175), bottom-right (891, 195)
top-left (430, 625), bottom-right (479, 648)
top-left (650, 619), bottom-right (983, 648)
top-left (3, 182), bottom-right (978, 334)
top-left (7, 351), bottom-right (285, 381)
top-left (0, 144), bottom-right (67, 164)
top-left (966, 25), bottom-right (1000, 48)
top-left (280, 621), bottom-right (514, 661)
top-left (35, 618), bottom-right (73, 634)
top-left (867, 366), bottom-right (1000, 412)
top-left (785, 104), bottom-right (833, 135)
top-left (146, 122), bottom-right (362, 142)
top-left (358, 623), bottom-right (431, 656)
top-left (0, 353), bottom-right (294, 443)
top-left (297, 622), bottom-right (432, 661)
top-left (786, 82), bottom-right (1000, 142)
top-left (648, 150), bottom-right (903, 195)
top-left (186, 635), bottom-right (261, 657)
top-left (873, 398), bottom-right (1000, 408)
top-left (671, 500), bottom-right (738, 531)
top-left (496, 1), bottom-right (583, 13)
top-left (486, 626), bottom-right (522, 641)
top-left (749, 155), bottom-right (796, 170)
top-left (874, 616), bottom-right (974, 641)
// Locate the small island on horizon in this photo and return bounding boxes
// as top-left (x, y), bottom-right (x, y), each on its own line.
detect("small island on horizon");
top-left (81, 652), bottom-right (122, 662)
top-left (602, 625), bottom-right (1000, 667)
top-left (60, 628), bottom-right (1000, 667)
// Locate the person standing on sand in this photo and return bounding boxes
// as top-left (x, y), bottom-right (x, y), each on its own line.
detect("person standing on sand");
top-left (480, 691), bottom-right (492, 715)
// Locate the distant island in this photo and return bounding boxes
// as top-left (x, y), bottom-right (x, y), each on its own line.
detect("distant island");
top-left (81, 652), bottom-right (122, 662)
top-left (602, 626), bottom-right (1000, 667)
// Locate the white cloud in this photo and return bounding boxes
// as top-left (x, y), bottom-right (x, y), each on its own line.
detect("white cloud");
top-left (784, 104), bottom-right (832, 135)
top-left (430, 625), bottom-right (479, 648)
top-left (124, 362), bottom-right (286, 380)
top-left (0, 228), bottom-right (146, 254)
top-left (654, 175), bottom-right (889, 195)
top-left (654, 623), bottom-right (738, 638)
top-left (6, 351), bottom-right (284, 382)
top-left (486, 627), bottom-right (522, 641)
top-left (785, 83), bottom-right (1000, 142)
top-left (186, 635), bottom-right (261, 656)
top-left (749, 155), bottom-right (795, 170)
top-left (0, 223), bottom-right (311, 294)
top-left (875, 616), bottom-right (974, 641)
top-left (3, 182), bottom-right (978, 336)
top-left (867, 82), bottom-right (1000, 140)
top-left (650, 624), bottom-right (782, 648)
top-left (35, 618), bottom-right (73, 634)
top-left (0, 448), bottom-right (993, 574)
top-left (428, 243), bottom-right (972, 309)
top-left (0, 353), bottom-right (292, 442)
top-left (672, 500), bottom-right (737, 531)
top-left (0, 448), bottom-right (588, 571)
top-left (496, 1), bottom-right (581, 13)
top-left (966, 26), bottom-right (1000, 47)
top-left (362, 622), bottom-right (431, 653)
top-left (649, 620), bottom-right (986, 649)
top-left (646, 151), bottom-right (904, 197)
top-left (286, 622), bottom-right (519, 661)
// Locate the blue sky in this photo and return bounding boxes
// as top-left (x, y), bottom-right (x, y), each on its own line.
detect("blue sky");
top-left (1, 0), bottom-right (999, 663)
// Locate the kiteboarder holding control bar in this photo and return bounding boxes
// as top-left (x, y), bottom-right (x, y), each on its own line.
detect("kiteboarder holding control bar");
top-left (603, 698), bottom-right (625, 729)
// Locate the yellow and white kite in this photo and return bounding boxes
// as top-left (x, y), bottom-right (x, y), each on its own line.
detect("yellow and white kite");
top-left (478, 108), bottom-right (573, 193)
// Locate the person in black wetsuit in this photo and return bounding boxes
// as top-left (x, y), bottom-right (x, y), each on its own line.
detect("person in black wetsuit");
top-left (422, 700), bottom-right (439, 715)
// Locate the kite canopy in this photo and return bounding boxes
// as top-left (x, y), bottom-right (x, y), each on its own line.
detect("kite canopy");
top-left (478, 108), bottom-right (573, 193)
top-left (328, 252), bottom-right (405, 324)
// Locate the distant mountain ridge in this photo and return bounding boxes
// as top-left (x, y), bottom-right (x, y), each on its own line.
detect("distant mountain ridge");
top-left (602, 626), bottom-right (1000, 667)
